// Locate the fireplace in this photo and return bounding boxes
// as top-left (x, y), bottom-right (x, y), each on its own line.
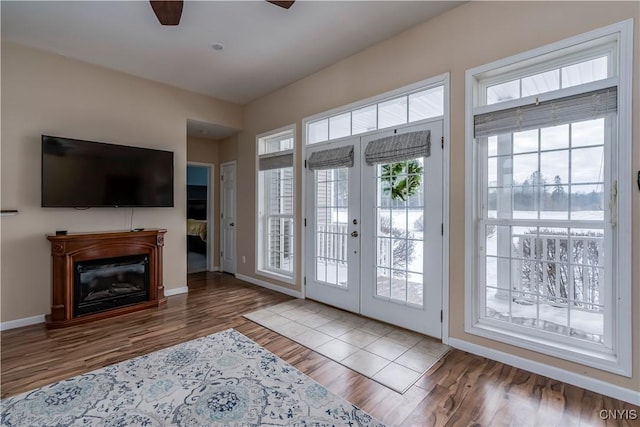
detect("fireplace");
top-left (47, 229), bottom-right (167, 328)
top-left (74, 254), bottom-right (150, 317)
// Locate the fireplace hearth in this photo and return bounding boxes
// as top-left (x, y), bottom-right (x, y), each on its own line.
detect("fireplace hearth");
top-left (74, 254), bottom-right (150, 317)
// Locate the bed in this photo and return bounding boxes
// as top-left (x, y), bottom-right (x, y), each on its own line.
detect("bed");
top-left (187, 218), bottom-right (207, 254)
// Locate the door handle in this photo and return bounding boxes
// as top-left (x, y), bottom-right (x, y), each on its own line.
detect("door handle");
top-left (230, 222), bottom-right (235, 227)
top-left (351, 231), bottom-right (359, 237)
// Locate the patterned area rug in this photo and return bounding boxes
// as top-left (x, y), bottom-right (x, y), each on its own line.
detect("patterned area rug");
top-left (1, 329), bottom-right (384, 426)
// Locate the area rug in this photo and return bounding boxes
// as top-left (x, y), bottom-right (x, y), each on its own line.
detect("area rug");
top-left (0, 329), bottom-right (384, 426)
top-left (244, 299), bottom-right (450, 394)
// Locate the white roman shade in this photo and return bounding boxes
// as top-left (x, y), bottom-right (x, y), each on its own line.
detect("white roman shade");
top-left (474, 86), bottom-right (617, 138)
top-left (307, 145), bottom-right (354, 170)
top-left (364, 130), bottom-right (431, 165)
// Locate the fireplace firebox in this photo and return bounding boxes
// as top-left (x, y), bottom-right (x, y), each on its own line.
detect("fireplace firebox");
top-left (74, 254), bottom-right (150, 317)
top-left (47, 229), bottom-right (167, 328)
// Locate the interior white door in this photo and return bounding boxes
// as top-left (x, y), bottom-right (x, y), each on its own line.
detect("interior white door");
top-left (304, 121), bottom-right (443, 337)
top-left (360, 121), bottom-right (443, 337)
top-left (221, 162), bottom-right (237, 274)
top-left (305, 138), bottom-right (361, 312)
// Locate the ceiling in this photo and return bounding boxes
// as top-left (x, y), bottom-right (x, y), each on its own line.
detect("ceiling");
top-left (1, 1), bottom-right (462, 106)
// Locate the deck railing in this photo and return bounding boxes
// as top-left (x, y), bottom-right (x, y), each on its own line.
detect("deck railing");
top-left (509, 231), bottom-right (604, 310)
top-left (316, 223), bottom-right (348, 264)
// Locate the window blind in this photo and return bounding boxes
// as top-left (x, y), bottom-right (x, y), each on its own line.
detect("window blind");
top-left (307, 145), bottom-right (354, 170)
top-left (364, 130), bottom-right (431, 165)
top-left (258, 150), bottom-right (293, 171)
top-left (474, 86), bottom-right (617, 138)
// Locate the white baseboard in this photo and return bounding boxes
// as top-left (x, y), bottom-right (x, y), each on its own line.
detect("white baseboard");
top-left (235, 274), bottom-right (303, 299)
top-left (210, 266), bottom-right (220, 272)
top-left (164, 286), bottom-right (189, 297)
top-left (448, 337), bottom-right (640, 406)
top-left (1, 314), bottom-right (45, 331)
top-left (1, 288), bottom-right (190, 331)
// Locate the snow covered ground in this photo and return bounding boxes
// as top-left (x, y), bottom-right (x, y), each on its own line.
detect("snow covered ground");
top-left (485, 210), bottom-right (604, 342)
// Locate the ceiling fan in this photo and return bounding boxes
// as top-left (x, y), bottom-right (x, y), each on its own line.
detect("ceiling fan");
top-left (150, 1), bottom-right (295, 26)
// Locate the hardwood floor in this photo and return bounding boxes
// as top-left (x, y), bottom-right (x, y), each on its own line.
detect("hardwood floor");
top-left (2, 272), bottom-right (637, 426)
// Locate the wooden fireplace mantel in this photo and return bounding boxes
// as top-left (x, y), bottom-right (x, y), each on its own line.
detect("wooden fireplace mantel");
top-left (46, 229), bottom-right (167, 329)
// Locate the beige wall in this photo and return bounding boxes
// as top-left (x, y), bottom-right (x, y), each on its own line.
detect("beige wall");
top-left (187, 136), bottom-right (222, 264)
top-left (219, 135), bottom-right (238, 165)
top-left (236, 2), bottom-right (640, 391)
top-left (1, 42), bottom-right (242, 321)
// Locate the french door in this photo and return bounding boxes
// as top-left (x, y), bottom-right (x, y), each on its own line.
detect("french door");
top-left (305, 120), bottom-right (443, 337)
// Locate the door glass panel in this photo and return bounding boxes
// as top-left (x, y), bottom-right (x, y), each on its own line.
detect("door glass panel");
top-left (375, 159), bottom-right (425, 307)
top-left (315, 168), bottom-right (349, 287)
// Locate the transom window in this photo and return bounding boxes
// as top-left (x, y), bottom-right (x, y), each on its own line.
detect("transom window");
top-left (257, 126), bottom-right (295, 281)
top-left (486, 53), bottom-right (611, 104)
top-left (465, 22), bottom-right (632, 375)
top-left (307, 85), bottom-right (443, 145)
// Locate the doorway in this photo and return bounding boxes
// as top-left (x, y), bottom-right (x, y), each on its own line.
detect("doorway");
top-left (305, 120), bottom-right (443, 337)
top-left (220, 161), bottom-right (237, 274)
top-left (187, 163), bottom-right (214, 273)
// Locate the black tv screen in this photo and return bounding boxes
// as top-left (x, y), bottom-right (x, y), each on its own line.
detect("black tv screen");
top-left (42, 135), bottom-right (174, 208)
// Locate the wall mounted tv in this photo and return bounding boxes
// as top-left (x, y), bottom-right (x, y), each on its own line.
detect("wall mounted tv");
top-left (42, 135), bottom-right (174, 208)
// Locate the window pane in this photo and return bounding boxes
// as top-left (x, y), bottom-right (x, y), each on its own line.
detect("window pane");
top-left (260, 135), bottom-right (293, 155)
top-left (308, 119), bottom-right (328, 144)
top-left (329, 112), bottom-right (351, 140)
top-left (487, 136), bottom-right (498, 157)
top-left (352, 104), bottom-right (377, 135)
top-left (490, 186), bottom-right (514, 219)
top-left (512, 153), bottom-right (538, 185)
top-left (570, 184), bottom-right (604, 221)
top-left (521, 69), bottom-right (560, 98)
top-left (407, 272), bottom-right (423, 306)
top-left (487, 79), bottom-right (519, 104)
top-left (409, 86), bottom-right (443, 122)
top-left (571, 146), bottom-right (604, 183)
top-left (562, 56), bottom-right (608, 88)
top-left (513, 129), bottom-right (538, 154)
top-left (541, 185), bottom-right (568, 219)
top-left (541, 124), bottom-right (569, 151)
top-left (376, 267), bottom-right (391, 298)
top-left (378, 96), bottom-right (407, 129)
top-left (512, 185), bottom-right (538, 218)
top-left (540, 150), bottom-right (568, 185)
top-left (390, 269), bottom-right (407, 302)
top-left (572, 118), bottom-right (604, 148)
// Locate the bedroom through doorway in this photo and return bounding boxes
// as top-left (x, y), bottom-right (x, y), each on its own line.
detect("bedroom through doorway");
top-left (187, 163), bottom-right (214, 273)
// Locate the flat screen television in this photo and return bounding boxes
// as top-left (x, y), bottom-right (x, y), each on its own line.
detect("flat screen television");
top-left (42, 135), bottom-right (174, 208)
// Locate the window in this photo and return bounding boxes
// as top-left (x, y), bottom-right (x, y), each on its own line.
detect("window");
top-left (257, 126), bottom-right (295, 281)
top-left (307, 85), bottom-right (443, 145)
top-left (465, 21), bottom-right (632, 375)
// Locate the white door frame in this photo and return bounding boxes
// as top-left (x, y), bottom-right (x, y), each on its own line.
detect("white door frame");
top-left (300, 73), bottom-right (451, 343)
top-left (187, 162), bottom-right (215, 271)
top-left (220, 160), bottom-right (237, 274)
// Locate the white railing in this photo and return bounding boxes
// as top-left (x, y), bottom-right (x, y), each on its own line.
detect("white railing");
top-left (509, 231), bottom-right (604, 310)
top-left (316, 223), bottom-right (348, 263)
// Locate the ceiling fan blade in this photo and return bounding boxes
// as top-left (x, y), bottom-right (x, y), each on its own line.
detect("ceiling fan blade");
top-left (150, 1), bottom-right (183, 26)
top-left (267, 1), bottom-right (295, 9)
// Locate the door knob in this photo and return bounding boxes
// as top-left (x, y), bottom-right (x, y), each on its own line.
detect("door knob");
top-left (230, 222), bottom-right (235, 227)
top-left (351, 231), bottom-right (359, 237)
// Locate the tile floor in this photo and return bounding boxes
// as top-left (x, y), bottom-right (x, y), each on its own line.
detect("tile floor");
top-left (244, 298), bottom-right (450, 393)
